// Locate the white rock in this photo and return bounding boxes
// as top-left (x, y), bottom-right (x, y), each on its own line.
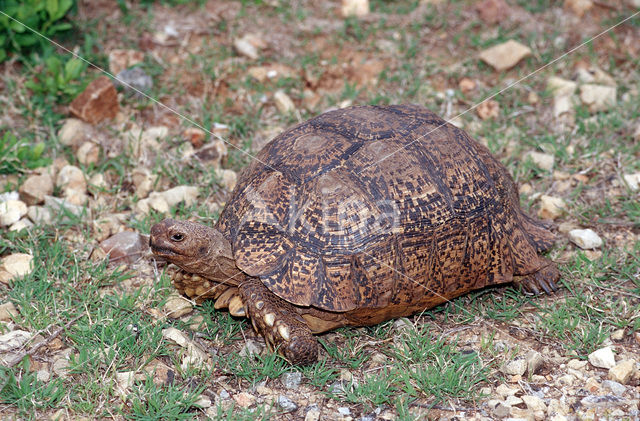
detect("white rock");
top-left (526, 350), bottom-right (545, 375)
top-left (218, 169), bottom-right (237, 191)
top-left (547, 77), bottom-right (577, 97)
top-left (131, 168), bottom-right (155, 199)
top-left (19, 174), bottom-right (54, 205)
top-left (0, 200), bottom-right (28, 226)
top-left (525, 151), bottom-right (555, 171)
top-left (36, 370), bottom-right (50, 382)
top-left (274, 90), bottom-right (295, 114)
top-left (0, 253), bottom-right (34, 285)
top-left (44, 195), bottom-right (84, 217)
top-left (623, 173), bottom-right (640, 191)
top-left (164, 294), bottom-right (193, 318)
top-left (504, 395), bottom-right (523, 406)
top-left (56, 165), bottom-right (87, 193)
top-left (503, 358), bottom-right (527, 376)
top-left (27, 206), bottom-right (53, 224)
top-left (162, 327), bottom-right (209, 369)
top-left (0, 330), bottom-right (32, 352)
top-left (58, 118), bottom-right (92, 148)
top-left (89, 173), bottom-right (108, 190)
top-left (565, 0), bottom-right (593, 17)
top-left (479, 40), bottom-right (532, 72)
top-left (195, 395), bottom-right (212, 408)
top-left (341, 0), bottom-right (369, 17)
top-left (553, 95), bottom-right (575, 118)
top-left (608, 360), bottom-right (635, 385)
top-left (579, 84), bottom-right (616, 112)
top-left (496, 384), bottom-right (519, 397)
top-left (136, 194), bottom-right (170, 214)
top-left (76, 141), bottom-right (101, 166)
top-left (9, 218), bottom-right (33, 232)
top-left (161, 186), bottom-right (199, 207)
top-left (522, 395), bottom-right (547, 412)
top-left (568, 228), bottom-right (603, 249)
top-left (234, 37), bottom-right (258, 60)
top-left (538, 195), bottom-right (567, 220)
top-left (0, 302), bottom-right (18, 321)
top-left (575, 66), bottom-right (616, 86)
top-left (115, 371), bottom-right (136, 398)
top-left (634, 121), bottom-right (640, 141)
top-left (588, 347), bottom-right (616, 369)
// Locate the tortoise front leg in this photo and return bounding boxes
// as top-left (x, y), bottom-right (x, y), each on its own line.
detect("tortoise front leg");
top-left (239, 277), bottom-right (318, 365)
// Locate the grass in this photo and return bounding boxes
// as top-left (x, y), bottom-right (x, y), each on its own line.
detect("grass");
top-left (1, 0), bottom-right (639, 419)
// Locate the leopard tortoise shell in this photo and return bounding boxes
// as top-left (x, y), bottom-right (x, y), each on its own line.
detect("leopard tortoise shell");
top-left (150, 104), bottom-right (559, 365)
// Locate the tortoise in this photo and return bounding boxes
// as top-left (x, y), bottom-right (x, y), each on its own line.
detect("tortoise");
top-left (150, 104), bottom-right (559, 365)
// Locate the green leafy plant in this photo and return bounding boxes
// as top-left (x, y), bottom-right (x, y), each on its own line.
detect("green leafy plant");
top-left (25, 54), bottom-right (87, 103)
top-left (0, 132), bottom-right (50, 174)
top-left (0, 0), bottom-right (76, 61)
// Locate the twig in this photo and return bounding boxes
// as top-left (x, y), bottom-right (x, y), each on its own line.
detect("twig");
top-left (6, 314), bottom-right (83, 368)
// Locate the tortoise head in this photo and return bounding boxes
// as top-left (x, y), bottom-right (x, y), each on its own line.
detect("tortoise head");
top-left (149, 219), bottom-right (234, 278)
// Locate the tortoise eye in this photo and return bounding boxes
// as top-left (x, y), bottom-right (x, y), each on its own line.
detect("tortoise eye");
top-left (170, 233), bottom-right (185, 242)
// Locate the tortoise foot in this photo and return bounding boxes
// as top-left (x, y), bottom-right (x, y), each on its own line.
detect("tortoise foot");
top-left (167, 266), bottom-right (228, 304)
top-left (239, 277), bottom-right (318, 365)
top-left (514, 263), bottom-right (560, 296)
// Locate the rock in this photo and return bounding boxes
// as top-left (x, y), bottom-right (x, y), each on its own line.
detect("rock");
top-left (338, 407), bottom-right (351, 416)
top-left (27, 206), bottom-right (53, 224)
top-left (602, 380), bottom-right (626, 396)
top-left (58, 118), bottom-right (93, 148)
top-left (19, 174), bottom-right (54, 205)
top-left (99, 231), bottom-right (148, 263)
top-left (564, 0), bottom-right (593, 17)
top-left (193, 139), bottom-right (228, 169)
top-left (277, 395), bottom-right (298, 413)
top-left (610, 329), bottom-right (625, 341)
top-left (274, 90), bottom-right (295, 114)
top-left (580, 394), bottom-right (624, 408)
top-left (588, 347), bottom-right (616, 369)
top-left (115, 371), bottom-right (136, 398)
top-left (634, 121), bottom-right (640, 141)
top-left (247, 64), bottom-right (296, 83)
top-left (526, 350), bottom-right (545, 375)
top-left (479, 40), bottom-right (532, 72)
top-left (568, 358), bottom-right (588, 370)
top-left (579, 84), bottom-right (616, 113)
top-left (522, 395), bottom-right (547, 412)
top-left (136, 194), bottom-right (169, 215)
top-left (568, 228), bottom-right (603, 249)
top-left (217, 169), bottom-right (237, 192)
top-left (553, 95), bottom-right (575, 118)
top-left (490, 400), bottom-right (511, 418)
top-left (108, 49), bottom-right (144, 75)
top-left (234, 36), bottom-right (259, 60)
top-left (161, 186), bottom-right (199, 207)
top-left (116, 67), bottom-right (153, 96)
top-left (164, 294), bottom-right (193, 318)
top-left (76, 142), bottom-right (101, 166)
top-left (131, 168), bottom-right (156, 199)
top-left (585, 376), bottom-right (600, 393)
top-left (608, 360), bottom-right (635, 384)
top-left (504, 395), bottom-right (523, 406)
top-left (69, 76), bottom-right (119, 124)
top-left (305, 406), bottom-right (321, 421)
top-left (9, 218), bottom-right (33, 232)
top-left (537, 195), bottom-right (566, 220)
top-left (0, 200), bottom-right (28, 226)
top-left (239, 339), bottom-right (264, 358)
top-left (0, 302), bottom-right (18, 321)
top-left (476, 100), bottom-right (500, 120)
top-left (341, 0), bottom-right (369, 17)
top-left (525, 151), bottom-right (555, 171)
top-left (183, 127), bottom-right (206, 148)
top-left (547, 77), bottom-right (578, 97)
top-left (194, 395), bottom-right (212, 408)
top-left (503, 358), bottom-right (527, 376)
top-left (476, 0), bottom-right (509, 24)
top-left (44, 195), bottom-right (84, 218)
top-left (281, 371), bottom-right (302, 389)
top-left (88, 173), bottom-right (108, 191)
top-left (496, 384), bottom-right (518, 397)
top-left (0, 330), bottom-right (31, 353)
top-left (233, 391), bottom-right (256, 408)
top-left (459, 77), bottom-right (476, 94)
top-left (162, 327), bottom-right (209, 369)
top-left (623, 173), bottom-right (640, 191)
top-left (575, 66), bottom-right (616, 86)
top-left (56, 165), bottom-right (87, 194)
top-left (37, 369), bottom-right (50, 382)
top-left (0, 253), bottom-right (34, 285)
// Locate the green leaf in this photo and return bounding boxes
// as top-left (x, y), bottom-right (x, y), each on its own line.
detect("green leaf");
top-left (46, 0), bottom-right (60, 18)
top-left (0, 49), bottom-right (6, 62)
top-left (64, 58), bottom-right (84, 79)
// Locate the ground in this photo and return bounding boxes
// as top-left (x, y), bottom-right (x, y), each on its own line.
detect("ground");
top-left (0, 0), bottom-right (639, 419)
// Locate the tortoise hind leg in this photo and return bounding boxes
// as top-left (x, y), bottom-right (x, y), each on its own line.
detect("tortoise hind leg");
top-left (239, 277), bottom-right (318, 365)
top-left (513, 259), bottom-right (560, 295)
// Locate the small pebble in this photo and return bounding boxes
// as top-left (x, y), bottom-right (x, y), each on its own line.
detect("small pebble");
top-left (588, 347), bottom-right (616, 369)
top-left (277, 395), bottom-right (298, 413)
top-left (602, 380), bottom-right (626, 396)
top-left (568, 228), bottom-right (603, 249)
top-left (281, 371), bottom-right (302, 389)
top-left (608, 360), bottom-right (635, 385)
